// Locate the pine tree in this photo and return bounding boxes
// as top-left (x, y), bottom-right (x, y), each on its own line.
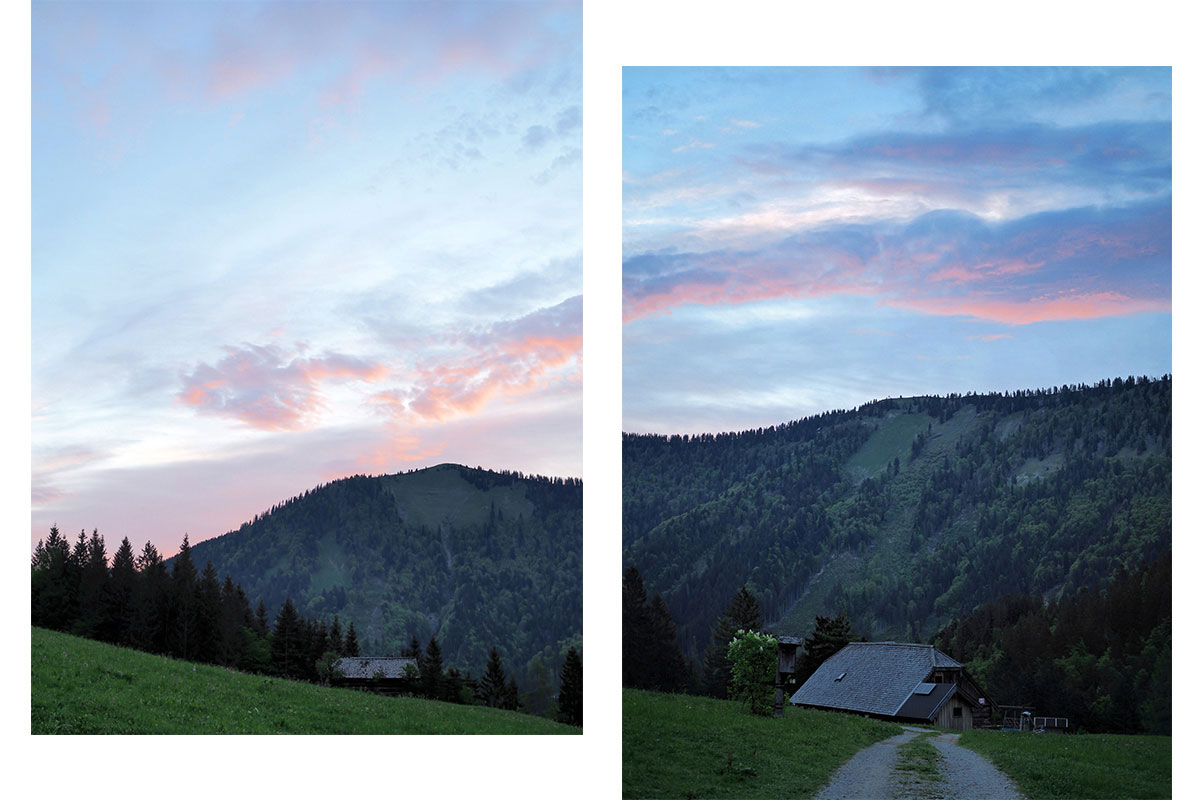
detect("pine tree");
top-left (344, 621), bottom-right (360, 656)
top-left (254, 600), bottom-right (270, 637)
top-left (270, 598), bottom-right (306, 678)
top-left (421, 636), bottom-right (445, 700)
top-left (622, 566), bottom-right (651, 687)
top-left (798, 613), bottom-right (860, 683)
top-left (556, 647), bottom-right (582, 726)
top-left (623, 565), bottom-right (689, 691)
top-left (503, 675), bottom-right (520, 711)
top-left (702, 585), bottom-right (763, 698)
top-left (108, 537), bottom-right (137, 646)
top-left (329, 615), bottom-right (344, 655)
top-left (131, 540), bottom-right (168, 653)
top-left (194, 561), bottom-right (224, 664)
top-left (169, 534), bottom-right (198, 659)
top-left (32, 526), bottom-right (75, 631)
top-left (477, 646), bottom-right (507, 707)
top-left (76, 529), bottom-right (109, 640)
top-left (647, 594), bottom-right (689, 692)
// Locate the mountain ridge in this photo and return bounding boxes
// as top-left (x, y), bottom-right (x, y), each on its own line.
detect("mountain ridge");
top-left (184, 462), bottom-right (582, 684)
top-left (623, 375), bottom-right (1170, 662)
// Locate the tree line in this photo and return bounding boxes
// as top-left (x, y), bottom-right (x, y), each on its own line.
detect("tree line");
top-left (623, 567), bottom-right (860, 698)
top-left (624, 558), bottom-right (1168, 735)
top-left (31, 526), bottom-right (582, 725)
top-left (624, 374), bottom-right (1170, 659)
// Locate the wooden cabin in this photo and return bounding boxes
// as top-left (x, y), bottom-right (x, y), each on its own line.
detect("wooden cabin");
top-left (331, 656), bottom-right (418, 695)
top-left (789, 642), bottom-right (993, 730)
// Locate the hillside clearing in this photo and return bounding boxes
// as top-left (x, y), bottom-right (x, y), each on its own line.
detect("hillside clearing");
top-left (32, 627), bottom-right (578, 734)
top-left (959, 729), bottom-right (1169, 799)
top-left (623, 689), bottom-right (900, 798)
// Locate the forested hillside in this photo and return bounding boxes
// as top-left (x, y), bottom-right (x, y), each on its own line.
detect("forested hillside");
top-left (181, 464), bottom-right (582, 686)
top-left (624, 376), bottom-right (1170, 663)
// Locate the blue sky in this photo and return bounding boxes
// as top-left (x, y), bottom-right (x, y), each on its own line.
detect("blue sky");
top-left (32, 1), bottom-right (582, 554)
top-left (623, 67), bottom-right (1172, 434)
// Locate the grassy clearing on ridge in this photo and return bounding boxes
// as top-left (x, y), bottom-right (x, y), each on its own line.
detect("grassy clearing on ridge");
top-left (32, 627), bottom-right (578, 734)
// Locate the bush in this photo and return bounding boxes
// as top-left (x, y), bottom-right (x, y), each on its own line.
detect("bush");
top-left (727, 629), bottom-right (776, 716)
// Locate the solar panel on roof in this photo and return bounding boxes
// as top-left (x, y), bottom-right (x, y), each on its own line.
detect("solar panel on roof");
top-left (914, 682), bottom-right (937, 695)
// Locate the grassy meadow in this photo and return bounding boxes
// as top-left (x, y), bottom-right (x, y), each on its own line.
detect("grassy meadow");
top-left (959, 729), bottom-right (1170, 799)
top-left (623, 688), bottom-right (900, 798)
top-left (31, 626), bottom-right (579, 734)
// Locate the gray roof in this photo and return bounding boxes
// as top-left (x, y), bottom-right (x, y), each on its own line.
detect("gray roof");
top-left (789, 642), bottom-right (963, 718)
top-left (333, 656), bottom-right (417, 679)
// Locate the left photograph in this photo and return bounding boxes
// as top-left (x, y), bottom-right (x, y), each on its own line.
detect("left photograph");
top-left (31, 0), bottom-right (582, 734)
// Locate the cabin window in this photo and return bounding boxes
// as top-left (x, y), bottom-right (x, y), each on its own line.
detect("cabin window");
top-left (953, 706), bottom-right (963, 717)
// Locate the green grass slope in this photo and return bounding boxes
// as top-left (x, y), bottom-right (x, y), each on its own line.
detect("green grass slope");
top-left (959, 729), bottom-right (1169, 799)
top-left (623, 688), bottom-right (900, 798)
top-left (31, 627), bottom-right (579, 734)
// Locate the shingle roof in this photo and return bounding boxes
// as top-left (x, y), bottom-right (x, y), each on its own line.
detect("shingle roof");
top-left (333, 656), bottom-right (417, 679)
top-left (789, 642), bottom-right (962, 717)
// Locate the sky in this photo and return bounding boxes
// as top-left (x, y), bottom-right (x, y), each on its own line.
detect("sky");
top-left (622, 67), bottom-right (1172, 434)
top-left (32, 1), bottom-right (582, 556)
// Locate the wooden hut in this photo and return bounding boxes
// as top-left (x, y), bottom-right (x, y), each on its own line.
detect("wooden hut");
top-left (789, 642), bottom-right (993, 730)
top-left (331, 656), bottom-right (418, 695)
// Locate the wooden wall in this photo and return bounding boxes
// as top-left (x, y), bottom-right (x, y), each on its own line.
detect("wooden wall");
top-left (935, 694), bottom-right (975, 731)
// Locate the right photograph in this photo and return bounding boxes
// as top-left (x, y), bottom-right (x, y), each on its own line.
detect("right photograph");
top-left (621, 67), bottom-right (1171, 799)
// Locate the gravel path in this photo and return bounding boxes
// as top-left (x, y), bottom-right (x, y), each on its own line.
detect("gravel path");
top-left (814, 727), bottom-right (1025, 800)
top-left (814, 729), bottom-right (921, 800)
top-left (928, 732), bottom-right (1024, 800)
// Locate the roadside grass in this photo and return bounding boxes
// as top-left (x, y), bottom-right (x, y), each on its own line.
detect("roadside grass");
top-left (623, 688), bottom-right (901, 798)
top-left (894, 732), bottom-right (944, 783)
top-left (959, 730), bottom-right (1169, 799)
top-left (32, 627), bottom-right (578, 734)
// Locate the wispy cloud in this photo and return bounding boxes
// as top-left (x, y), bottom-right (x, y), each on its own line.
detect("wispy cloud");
top-left (382, 296), bottom-right (582, 422)
top-left (178, 344), bottom-right (388, 431)
top-left (623, 200), bottom-right (1170, 324)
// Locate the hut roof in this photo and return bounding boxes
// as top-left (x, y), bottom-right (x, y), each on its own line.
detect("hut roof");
top-left (333, 656), bottom-right (417, 679)
top-left (789, 642), bottom-right (963, 718)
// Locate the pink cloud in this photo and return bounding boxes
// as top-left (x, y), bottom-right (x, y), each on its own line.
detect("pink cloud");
top-left (376, 297), bottom-right (582, 423)
top-left (891, 292), bottom-right (1170, 325)
top-left (178, 343), bottom-right (388, 430)
top-left (967, 333), bottom-right (1013, 342)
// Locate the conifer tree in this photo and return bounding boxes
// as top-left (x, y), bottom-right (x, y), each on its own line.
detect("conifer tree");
top-left (131, 540), bottom-right (168, 653)
top-left (797, 613), bottom-right (860, 683)
top-left (76, 529), bottom-right (109, 639)
top-left (193, 561), bottom-right (224, 664)
top-left (169, 534), bottom-right (199, 659)
top-left (646, 594), bottom-right (690, 692)
top-left (503, 675), bottom-right (521, 711)
top-left (270, 598), bottom-right (306, 678)
top-left (622, 566), bottom-right (651, 687)
top-left (702, 585), bottom-right (763, 698)
top-left (108, 537), bottom-right (138, 646)
top-left (556, 647), bottom-right (582, 726)
top-left (344, 621), bottom-right (360, 656)
top-left (254, 600), bottom-right (270, 637)
top-left (421, 636), bottom-right (445, 700)
top-left (477, 646), bottom-right (508, 707)
top-left (329, 615), bottom-right (344, 655)
top-left (32, 526), bottom-right (75, 631)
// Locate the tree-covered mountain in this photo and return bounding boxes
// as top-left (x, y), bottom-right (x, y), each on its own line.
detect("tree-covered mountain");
top-left (183, 463), bottom-right (582, 686)
top-left (624, 376), bottom-right (1170, 664)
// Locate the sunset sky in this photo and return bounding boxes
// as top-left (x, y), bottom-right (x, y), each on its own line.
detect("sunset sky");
top-left (32, 1), bottom-right (582, 555)
top-left (623, 67), bottom-right (1172, 434)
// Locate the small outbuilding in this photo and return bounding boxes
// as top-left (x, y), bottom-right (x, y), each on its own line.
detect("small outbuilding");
top-left (789, 642), bottom-right (993, 730)
top-left (331, 656), bottom-right (418, 694)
